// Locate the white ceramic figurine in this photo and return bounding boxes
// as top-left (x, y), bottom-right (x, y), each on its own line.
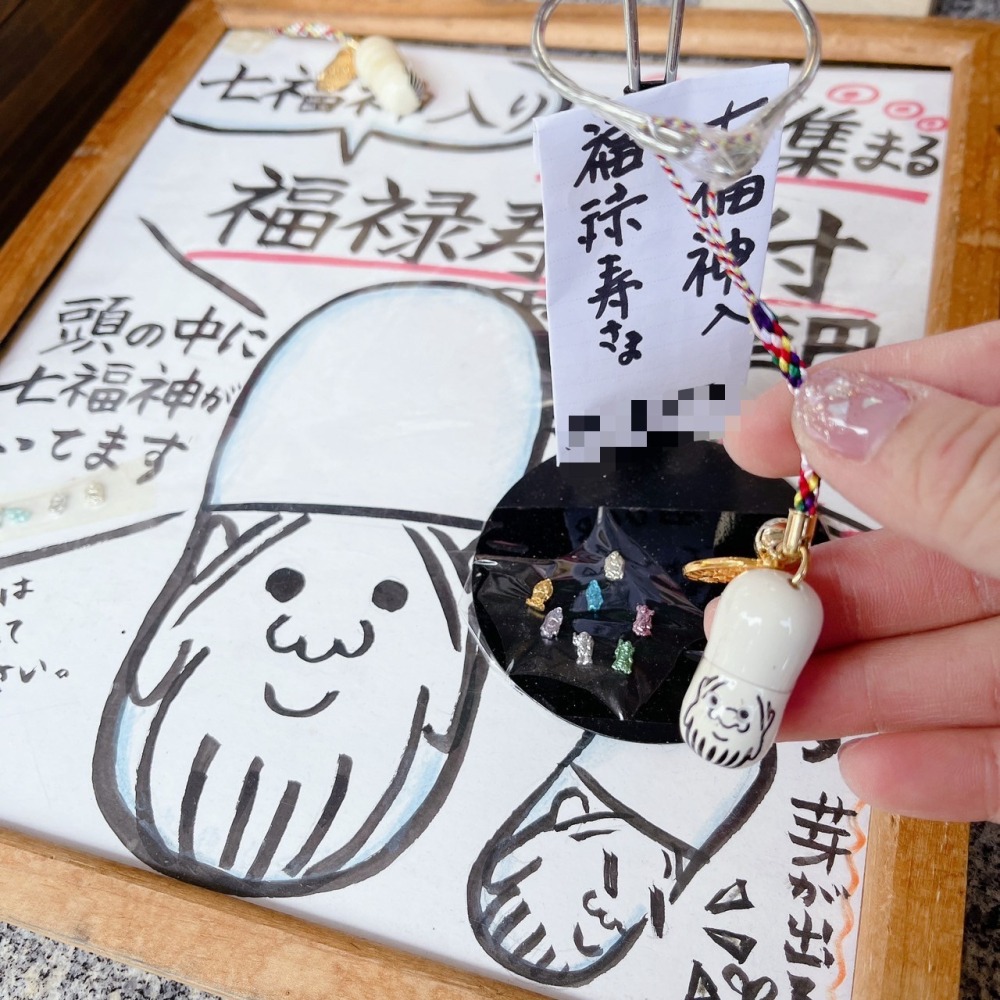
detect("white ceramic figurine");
top-left (354, 36), bottom-right (423, 117)
top-left (680, 568), bottom-right (823, 768)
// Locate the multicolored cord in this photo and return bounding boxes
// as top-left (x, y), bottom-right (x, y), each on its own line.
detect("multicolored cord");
top-left (657, 156), bottom-right (820, 515)
top-left (275, 22), bottom-right (351, 44)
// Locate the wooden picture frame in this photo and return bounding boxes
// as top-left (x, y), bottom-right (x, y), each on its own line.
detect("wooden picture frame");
top-left (0, 2), bottom-right (996, 997)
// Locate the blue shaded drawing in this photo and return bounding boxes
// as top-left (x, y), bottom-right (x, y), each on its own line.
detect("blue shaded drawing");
top-left (92, 282), bottom-right (548, 895)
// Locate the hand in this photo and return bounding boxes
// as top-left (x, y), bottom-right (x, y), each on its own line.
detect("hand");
top-left (720, 319), bottom-right (1000, 823)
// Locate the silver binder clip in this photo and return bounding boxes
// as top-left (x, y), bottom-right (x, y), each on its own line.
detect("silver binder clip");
top-left (532, 0), bottom-right (822, 185)
top-left (622, 0), bottom-right (685, 92)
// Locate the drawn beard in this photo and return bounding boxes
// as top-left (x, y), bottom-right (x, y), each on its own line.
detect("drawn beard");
top-left (681, 714), bottom-right (769, 768)
top-left (93, 509), bottom-right (483, 896)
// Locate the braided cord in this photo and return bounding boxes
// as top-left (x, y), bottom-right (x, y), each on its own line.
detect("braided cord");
top-left (657, 157), bottom-right (819, 515)
top-left (276, 22), bottom-right (351, 44)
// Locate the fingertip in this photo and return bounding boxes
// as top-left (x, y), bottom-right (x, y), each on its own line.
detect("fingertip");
top-left (703, 596), bottom-right (719, 637)
top-left (837, 730), bottom-right (1000, 823)
top-left (789, 368), bottom-right (1000, 576)
top-left (835, 736), bottom-right (866, 785)
top-left (723, 389), bottom-right (800, 478)
top-left (836, 735), bottom-right (908, 813)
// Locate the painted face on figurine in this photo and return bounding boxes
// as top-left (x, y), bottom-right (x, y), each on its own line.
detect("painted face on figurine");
top-left (681, 674), bottom-right (776, 768)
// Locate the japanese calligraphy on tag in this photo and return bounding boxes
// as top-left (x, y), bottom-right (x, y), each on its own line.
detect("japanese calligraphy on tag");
top-left (537, 65), bottom-right (788, 462)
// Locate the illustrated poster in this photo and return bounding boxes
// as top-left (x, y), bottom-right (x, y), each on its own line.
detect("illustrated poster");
top-left (0, 34), bottom-right (951, 999)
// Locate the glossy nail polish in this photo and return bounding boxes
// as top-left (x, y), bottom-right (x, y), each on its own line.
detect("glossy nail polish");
top-left (794, 367), bottom-right (911, 460)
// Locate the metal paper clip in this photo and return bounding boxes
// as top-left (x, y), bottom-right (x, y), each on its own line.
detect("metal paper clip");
top-left (623, 0), bottom-right (685, 92)
top-left (532, 0), bottom-right (821, 185)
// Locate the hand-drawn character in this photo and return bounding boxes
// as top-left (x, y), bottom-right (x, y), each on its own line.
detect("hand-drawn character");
top-left (93, 282), bottom-right (547, 895)
top-left (174, 47), bottom-right (566, 163)
top-left (681, 674), bottom-right (777, 769)
top-left (468, 733), bottom-right (776, 986)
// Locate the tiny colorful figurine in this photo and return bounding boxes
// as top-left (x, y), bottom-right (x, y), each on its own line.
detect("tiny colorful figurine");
top-left (525, 578), bottom-right (553, 612)
top-left (84, 481), bottom-right (106, 507)
top-left (603, 550), bottom-right (625, 581)
top-left (539, 607), bottom-right (563, 639)
top-left (3, 507), bottom-right (31, 525)
top-left (573, 631), bottom-right (594, 666)
top-left (49, 492), bottom-right (69, 516)
top-left (585, 579), bottom-right (603, 612)
top-left (354, 35), bottom-right (427, 117)
top-left (611, 638), bottom-right (634, 675)
top-left (632, 604), bottom-right (654, 637)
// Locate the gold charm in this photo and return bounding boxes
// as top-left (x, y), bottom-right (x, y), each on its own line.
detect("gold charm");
top-left (682, 556), bottom-right (763, 585)
top-left (317, 45), bottom-right (357, 92)
top-left (683, 510), bottom-right (817, 587)
top-left (525, 578), bottom-right (554, 612)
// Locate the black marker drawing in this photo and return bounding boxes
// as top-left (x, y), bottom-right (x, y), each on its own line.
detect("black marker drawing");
top-left (141, 218), bottom-right (267, 318)
top-left (706, 879), bottom-right (755, 915)
top-left (705, 927), bottom-right (758, 964)
top-left (91, 281), bottom-right (548, 895)
top-left (0, 513), bottom-right (184, 572)
top-left (172, 49), bottom-right (566, 164)
top-left (467, 733), bottom-right (776, 986)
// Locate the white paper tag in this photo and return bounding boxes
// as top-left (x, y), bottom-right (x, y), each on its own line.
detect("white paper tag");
top-left (536, 64), bottom-right (789, 462)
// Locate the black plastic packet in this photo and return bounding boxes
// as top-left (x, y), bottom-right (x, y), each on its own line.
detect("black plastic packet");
top-left (472, 437), bottom-right (823, 744)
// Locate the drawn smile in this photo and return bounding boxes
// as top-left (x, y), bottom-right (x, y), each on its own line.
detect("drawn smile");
top-left (707, 707), bottom-right (749, 733)
top-left (265, 615), bottom-right (375, 661)
top-left (263, 682), bottom-right (340, 718)
top-left (573, 923), bottom-right (604, 957)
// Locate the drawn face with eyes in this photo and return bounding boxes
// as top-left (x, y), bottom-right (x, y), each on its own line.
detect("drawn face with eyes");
top-left (472, 784), bottom-right (686, 985)
top-left (260, 563), bottom-right (409, 715)
top-left (251, 524), bottom-right (420, 718)
top-left (681, 674), bottom-right (776, 768)
top-left (95, 508), bottom-right (479, 895)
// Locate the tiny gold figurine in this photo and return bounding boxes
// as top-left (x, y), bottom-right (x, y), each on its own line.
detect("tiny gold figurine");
top-left (317, 44), bottom-right (357, 92)
top-left (525, 578), bottom-right (554, 612)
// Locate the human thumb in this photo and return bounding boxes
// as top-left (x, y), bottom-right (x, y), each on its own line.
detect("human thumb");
top-left (792, 365), bottom-right (1000, 578)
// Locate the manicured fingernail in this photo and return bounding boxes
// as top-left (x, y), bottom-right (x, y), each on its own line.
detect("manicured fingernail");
top-left (794, 367), bottom-right (912, 460)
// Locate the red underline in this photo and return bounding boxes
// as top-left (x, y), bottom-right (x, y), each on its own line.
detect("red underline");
top-left (765, 298), bottom-right (877, 319)
top-left (776, 175), bottom-right (930, 204)
top-left (188, 253), bottom-right (871, 320)
top-left (186, 249), bottom-right (544, 287)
